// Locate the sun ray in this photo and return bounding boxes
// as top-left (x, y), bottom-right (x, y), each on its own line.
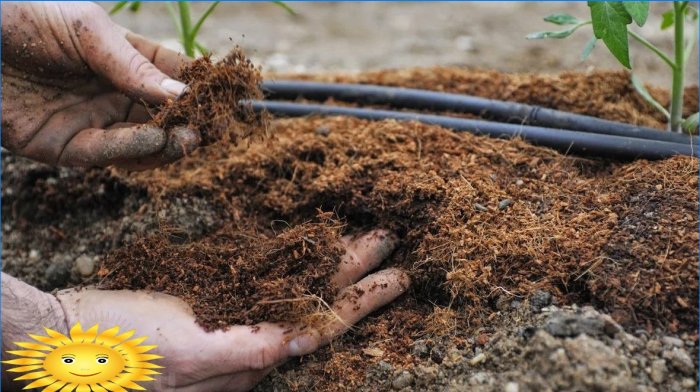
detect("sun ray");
top-left (69, 323), bottom-right (100, 344)
top-left (5, 364), bottom-right (44, 373)
top-left (5, 350), bottom-right (47, 358)
top-left (122, 336), bottom-right (148, 347)
top-left (100, 381), bottom-right (128, 392)
top-left (42, 380), bottom-right (68, 392)
top-left (75, 384), bottom-right (91, 392)
top-left (24, 374), bottom-right (58, 389)
top-left (2, 358), bottom-right (44, 365)
top-left (14, 342), bottom-right (54, 351)
top-left (13, 370), bottom-right (50, 380)
top-left (59, 383), bottom-right (78, 392)
top-left (28, 334), bottom-right (67, 347)
top-left (44, 328), bottom-right (71, 343)
top-left (95, 326), bottom-right (121, 346)
top-left (114, 330), bottom-right (135, 343)
top-left (91, 384), bottom-right (109, 392)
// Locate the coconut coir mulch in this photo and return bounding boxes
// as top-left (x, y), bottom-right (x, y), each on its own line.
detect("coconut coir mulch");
top-left (153, 47), bottom-right (269, 146)
top-left (99, 68), bottom-right (698, 339)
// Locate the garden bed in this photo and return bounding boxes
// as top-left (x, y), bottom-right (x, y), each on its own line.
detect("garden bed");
top-left (2, 67), bottom-right (698, 391)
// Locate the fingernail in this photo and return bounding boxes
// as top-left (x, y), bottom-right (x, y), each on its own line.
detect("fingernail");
top-left (161, 78), bottom-right (187, 97)
top-left (288, 334), bottom-right (318, 357)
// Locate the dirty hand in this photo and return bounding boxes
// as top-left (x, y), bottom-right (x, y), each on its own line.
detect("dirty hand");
top-left (55, 230), bottom-right (409, 392)
top-left (1, 2), bottom-right (198, 170)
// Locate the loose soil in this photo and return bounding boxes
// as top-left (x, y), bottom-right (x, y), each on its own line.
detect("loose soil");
top-left (3, 67), bottom-right (698, 391)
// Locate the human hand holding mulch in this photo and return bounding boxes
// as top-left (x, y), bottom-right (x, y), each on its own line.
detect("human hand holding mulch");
top-left (55, 230), bottom-right (409, 392)
top-left (1, 2), bottom-right (198, 170)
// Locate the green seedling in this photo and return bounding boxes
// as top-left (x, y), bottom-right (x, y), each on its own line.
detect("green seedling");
top-left (111, 1), bottom-right (296, 58)
top-left (528, 1), bottom-right (699, 133)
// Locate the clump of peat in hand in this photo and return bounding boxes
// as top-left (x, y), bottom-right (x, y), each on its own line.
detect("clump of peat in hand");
top-left (153, 47), bottom-right (269, 146)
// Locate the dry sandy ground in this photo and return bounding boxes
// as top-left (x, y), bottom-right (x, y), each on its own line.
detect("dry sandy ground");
top-left (108, 2), bottom-right (698, 88)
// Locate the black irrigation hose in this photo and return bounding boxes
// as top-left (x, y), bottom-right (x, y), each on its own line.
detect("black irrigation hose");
top-left (250, 100), bottom-right (696, 160)
top-left (262, 80), bottom-right (698, 147)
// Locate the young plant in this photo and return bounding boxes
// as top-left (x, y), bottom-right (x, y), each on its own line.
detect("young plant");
top-left (528, 1), bottom-right (699, 133)
top-left (111, 1), bottom-right (296, 58)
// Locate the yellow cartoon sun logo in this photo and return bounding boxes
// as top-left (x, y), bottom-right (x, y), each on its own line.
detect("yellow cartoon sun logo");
top-left (3, 322), bottom-right (162, 391)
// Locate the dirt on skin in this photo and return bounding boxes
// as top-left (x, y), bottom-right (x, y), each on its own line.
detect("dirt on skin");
top-left (154, 47), bottom-right (269, 146)
top-left (3, 67), bottom-right (698, 391)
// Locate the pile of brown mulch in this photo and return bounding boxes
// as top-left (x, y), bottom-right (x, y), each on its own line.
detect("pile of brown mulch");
top-left (100, 68), bottom-right (698, 338)
top-left (99, 212), bottom-right (344, 330)
top-left (153, 47), bottom-right (269, 146)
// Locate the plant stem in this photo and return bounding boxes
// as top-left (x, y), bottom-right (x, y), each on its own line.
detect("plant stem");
top-left (628, 30), bottom-right (676, 70)
top-left (670, 2), bottom-right (685, 132)
top-left (177, 2), bottom-right (194, 57)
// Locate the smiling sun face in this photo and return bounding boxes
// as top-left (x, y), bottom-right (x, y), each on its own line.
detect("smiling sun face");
top-left (3, 323), bottom-right (162, 392)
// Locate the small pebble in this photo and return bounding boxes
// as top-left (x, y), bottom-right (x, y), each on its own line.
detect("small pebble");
top-left (468, 352), bottom-right (487, 366)
top-left (664, 348), bottom-right (694, 376)
top-left (498, 199), bottom-right (512, 210)
top-left (646, 339), bottom-right (662, 354)
top-left (315, 126), bottom-right (331, 136)
top-left (430, 347), bottom-right (444, 364)
top-left (649, 359), bottom-right (667, 383)
top-left (412, 340), bottom-right (430, 358)
top-left (505, 382), bottom-right (519, 392)
top-left (661, 336), bottom-right (684, 348)
top-left (530, 290), bottom-right (552, 312)
top-left (75, 254), bottom-right (96, 277)
top-left (681, 378), bottom-right (696, 389)
top-left (28, 249), bottom-right (40, 261)
top-left (474, 203), bottom-right (489, 212)
top-left (391, 371), bottom-right (414, 390)
top-left (515, 179), bottom-right (524, 186)
top-left (468, 372), bottom-right (491, 385)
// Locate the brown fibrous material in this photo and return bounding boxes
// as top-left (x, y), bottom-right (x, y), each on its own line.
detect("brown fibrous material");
top-left (104, 68), bottom-right (697, 337)
top-left (99, 212), bottom-right (344, 330)
top-left (153, 47), bottom-right (269, 146)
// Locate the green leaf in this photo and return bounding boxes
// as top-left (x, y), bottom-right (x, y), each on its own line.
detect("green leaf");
top-left (588, 1), bottom-right (633, 68)
top-left (527, 21), bottom-right (591, 40)
top-left (527, 28), bottom-right (578, 39)
top-left (631, 74), bottom-right (670, 119)
top-left (109, 1), bottom-right (129, 15)
top-left (682, 113), bottom-right (699, 134)
top-left (190, 1), bottom-right (220, 42)
top-left (544, 13), bottom-right (580, 25)
top-left (194, 41), bottom-right (211, 56)
top-left (272, 1), bottom-right (297, 16)
top-left (581, 36), bottom-right (597, 61)
top-left (128, 1), bottom-right (141, 12)
top-left (660, 10), bottom-right (674, 29)
top-left (623, 1), bottom-right (649, 27)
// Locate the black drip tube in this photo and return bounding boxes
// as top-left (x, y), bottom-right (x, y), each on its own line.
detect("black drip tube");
top-left (262, 80), bottom-right (698, 147)
top-left (250, 100), bottom-right (696, 160)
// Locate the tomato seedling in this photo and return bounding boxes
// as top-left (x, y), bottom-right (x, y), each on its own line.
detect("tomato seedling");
top-left (529, 1), bottom-right (698, 133)
top-left (111, 1), bottom-right (296, 58)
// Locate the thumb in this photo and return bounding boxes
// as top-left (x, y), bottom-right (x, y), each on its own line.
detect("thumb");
top-left (78, 11), bottom-right (187, 104)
